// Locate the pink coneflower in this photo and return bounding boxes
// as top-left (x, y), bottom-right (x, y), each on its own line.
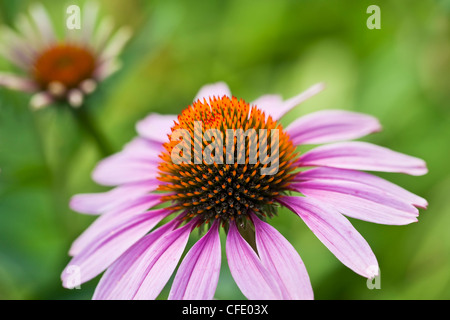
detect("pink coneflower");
top-left (0, 2), bottom-right (131, 109)
top-left (62, 82), bottom-right (427, 300)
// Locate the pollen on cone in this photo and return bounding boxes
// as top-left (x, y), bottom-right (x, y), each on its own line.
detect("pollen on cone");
top-left (157, 96), bottom-right (298, 225)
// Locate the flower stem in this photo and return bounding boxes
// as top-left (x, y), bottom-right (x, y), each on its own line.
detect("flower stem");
top-left (71, 106), bottom-right (113, 157)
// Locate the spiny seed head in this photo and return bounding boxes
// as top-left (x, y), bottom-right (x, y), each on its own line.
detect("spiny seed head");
top-left (157, 95), bottom-right (298, 225)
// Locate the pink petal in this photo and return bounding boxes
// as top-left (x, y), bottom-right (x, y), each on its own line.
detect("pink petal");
top-left (2, 16), bottom-right (43, 63)
top-left (29, 3), bottom-right (56, 45)
top-left (92, 137), bottom-right (162, 186)
top-left (93, 59), bottom-right (122, 81)
top-left (168, 222), bottom-right (221, 300)
top-left (194, 82), bottom-right (231, 102)
top-left (251, 94), bottom-right (284, 116)
top-left (252, 83), bottom-right (325, 120)
top-left (226, 221), bottom-right (282, 299)
top-left (91, 16), bottom-right (114, 53)
top-left (67, 88), bottom-right (84, 108)
top-left (298, 141), bottom-right (428, 176)
top-left (30, 91), bottom-right (54, 110)
top-left (291, 180), bottom-right (419, 225)
top-left (286, 110), bottom-right (381, 145)
top-left (93, 220), bottom-right (179, 300)
top-left (120, 137), bottom-right (163, 161)
top-left (70, 180), bottom-right (160, 215)
top-left (252, 215), bottom-right (313, 299)
top-left (279, 196), bottom-right (379, 278)
top-left (68, 194), bottom-right (164, 256)
top-left (136, 113), bottom-right (177, 143)
top-left (0, 34), bottom-right (35, 70)
top-left (295, 167), bottom-right (427, 209)
top-left (132, 222), bottom-right (194, 300)
top-left (0, 73), bottom-right (37, 92)
top-left (99, 26), bottom-right (132, 63)
top-left (80, 1), bottom-right (99, 42)
top-left (15, 14), bottom-right (42, 50)
top-left (92, 158), bottom-right (158, 186)
top-left (62, 208), bottom-right (172, 288)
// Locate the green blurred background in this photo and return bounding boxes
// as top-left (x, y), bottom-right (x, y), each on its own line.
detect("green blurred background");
top-left (0, 0), bottom-right (449, 300)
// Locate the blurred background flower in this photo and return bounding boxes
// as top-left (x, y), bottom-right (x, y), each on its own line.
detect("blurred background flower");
top-left (0, 2), bottom-right (131, 110)
top-left (0, 1), bottom-right (131, 157)
top-left (0, 0), bottom-right (449, 300)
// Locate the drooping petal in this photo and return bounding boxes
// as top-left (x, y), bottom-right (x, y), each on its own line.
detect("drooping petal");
top-left (252, 215), bottom-right (313, 300)
top-left (81, 1), bottom-right (99, 42)
top-left (62, 208), bottom-right (171, 288)
top-left (92, 159), bottom-right (158, 186)
top-left (70, 181), bottom-right (160, 215)
top-left (251, 94), bottom-right (284, 117)
top-left (169, 222), bottom-right (221, 300)
top-left (279, 196), bottom-right (379, 278)
top-left (92, 137), bottom-right (163, 186)
top-left (69, 194), bottom-right (163, 256)
top-left (67, 88), bottom-right (84, 108)
top-left (79, 79), bottom-right (97, 95)
top-left (93, 59), bottom-right (122, 81)
top-left (93, 220), bottom-right (179, 300)
top-left (253, 83), bottom-right (325, 120)
top-left (99, 26), bottom-right (132, 62)
top-left (226, 221), bottom-right (282, 299)
top-left (0, 73), bottom-right (37, 92)
top-left (116, 137), bottom-right (164, 162)
top-left (14, 14), bottom-right (43, 53)
top-left (132, 222), bottom-right (194, 300)
top-left (295, 167), bottom-right (427, 209)
top-left (0, 25), bottom-right (36, 69)
top-left (92, 17), bottom-right (114, 53)
top-left (100, 27), bottom-right (132, 60)
top-left (298, 141), bottom-right (428, 176)
top-left (30, 91), bottom-right (54, 110)
top-left (136, 113), bottom-right (178, 143)
top-left (286, 110), bottom-right (381, 145)
top-left (291, 180), bottom-right (419, 225)
top-left (28, 3), bottom-right (56, 45)
top-left (194, 82), bottom-right (231, 102)
top-left (0, 45), bottom-right (29, 70)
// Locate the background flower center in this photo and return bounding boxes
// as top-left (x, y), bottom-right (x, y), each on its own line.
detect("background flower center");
top-left (32, 44), bottom-right (96, 90)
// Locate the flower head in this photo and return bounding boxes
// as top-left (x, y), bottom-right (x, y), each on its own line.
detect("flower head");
top-left (0, 2), bottom-right (131, 109)
top-left (158, 95), bottom-right (298, 224)
top-left (62, 82), bottom-right (427, 299)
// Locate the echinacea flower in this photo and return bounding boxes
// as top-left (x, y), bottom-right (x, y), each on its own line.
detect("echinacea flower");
top-left (0, 2), bottom-right (131, 109)
top-left (62, 82), bottom-right (428, 299)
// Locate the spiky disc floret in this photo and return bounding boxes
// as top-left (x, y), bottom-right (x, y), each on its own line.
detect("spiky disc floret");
top-left (157, 96), bottom-right (298, 225)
